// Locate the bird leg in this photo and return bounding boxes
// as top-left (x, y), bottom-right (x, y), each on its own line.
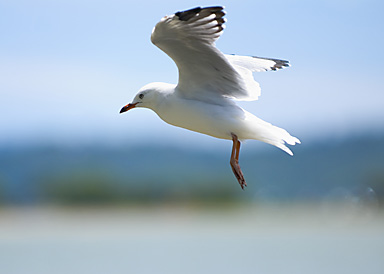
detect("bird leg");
top-left (230, 133), bottom-right (247, 189)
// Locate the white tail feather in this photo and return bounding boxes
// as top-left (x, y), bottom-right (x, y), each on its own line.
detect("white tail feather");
top-left (244, 112), bottom-right (300, 155)
top-left (261, 128), bottom-right (300, 156)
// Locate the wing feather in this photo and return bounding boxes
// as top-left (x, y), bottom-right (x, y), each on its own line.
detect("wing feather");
top-left (225, 55), bottom-right (290, 72)
top-left (150, 7), bottom-right (290, 103)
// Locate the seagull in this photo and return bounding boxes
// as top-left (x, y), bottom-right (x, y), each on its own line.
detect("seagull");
top-left (120, 6), bottom-right (300, 189)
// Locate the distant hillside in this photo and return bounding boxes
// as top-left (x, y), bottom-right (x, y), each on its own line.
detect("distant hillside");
top-left (0, 135), bottom-right (383, 205)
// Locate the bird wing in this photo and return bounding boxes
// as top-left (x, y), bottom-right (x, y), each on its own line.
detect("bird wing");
top-left (151, 6), bottom-right (290, 102)
top-left (150, 7), bottom-right (253, 102)
top-left (224, 55), bottom-right (290, 72)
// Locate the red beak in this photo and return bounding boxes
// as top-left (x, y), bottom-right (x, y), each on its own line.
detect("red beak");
top-left (120, 103), bottom-right (138, 113)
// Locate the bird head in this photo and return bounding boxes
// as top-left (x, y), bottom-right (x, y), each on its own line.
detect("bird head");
top-left (119, 85), bottom-right (156, 113)
top-left (120, 92), bottom-right (146, 113)
top-left (119, 82), bottom-right (173, 114)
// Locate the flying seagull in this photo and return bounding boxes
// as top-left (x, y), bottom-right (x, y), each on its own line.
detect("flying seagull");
top-left (120, 6), bottom-right (300, 189)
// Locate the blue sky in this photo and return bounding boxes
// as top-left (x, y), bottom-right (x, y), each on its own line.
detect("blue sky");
top-left (1, 0), bottom-right (383, 148)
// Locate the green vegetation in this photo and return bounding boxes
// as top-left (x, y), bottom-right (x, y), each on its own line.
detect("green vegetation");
top-left (40, 169), bottom-right (241, 206)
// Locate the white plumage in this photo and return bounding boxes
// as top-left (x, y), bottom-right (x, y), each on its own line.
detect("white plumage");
top-left (120, 6), bottom-right (300, 189)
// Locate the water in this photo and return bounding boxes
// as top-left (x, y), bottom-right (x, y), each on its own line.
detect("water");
top-left (1, 205), bottom-right (383, 274)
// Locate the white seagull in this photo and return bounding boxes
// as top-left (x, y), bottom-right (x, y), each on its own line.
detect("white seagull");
top-left (120, 6), bottom-right (300, 189)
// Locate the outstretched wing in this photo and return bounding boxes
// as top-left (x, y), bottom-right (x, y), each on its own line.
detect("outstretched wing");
top-left (151, 6), bottom-right (289, 102)
top-left (225, 55), bottom-right (290, 72)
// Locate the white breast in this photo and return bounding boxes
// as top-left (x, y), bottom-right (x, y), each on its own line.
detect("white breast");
top-left (154, 95), bottom-right (246, 140)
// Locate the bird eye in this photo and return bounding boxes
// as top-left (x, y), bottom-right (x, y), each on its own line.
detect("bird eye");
top-left (139, 93), bottom-right (144, 99)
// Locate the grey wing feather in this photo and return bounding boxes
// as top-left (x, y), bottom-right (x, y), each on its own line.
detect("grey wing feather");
top-left (151, 7), bottom-right (289, 102)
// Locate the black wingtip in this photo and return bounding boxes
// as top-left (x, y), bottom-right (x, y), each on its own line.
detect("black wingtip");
top-left (175, 7), bottom-right (202, 21)
top-left (270, 59), bottom-right (290, 70)
top-left (175, 6), bottom-right (224, 21)
top-left (252, 56), bottom-right (290, 71)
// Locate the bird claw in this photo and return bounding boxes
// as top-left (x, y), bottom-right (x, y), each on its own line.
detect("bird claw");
top-left (230, 133), bottom-right (247, 189)
top-left (230, 159), bottom-right (247, 189)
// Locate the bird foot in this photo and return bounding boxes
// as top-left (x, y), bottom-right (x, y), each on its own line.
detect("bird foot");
top-left (230, 158), bottom-right (247, 189)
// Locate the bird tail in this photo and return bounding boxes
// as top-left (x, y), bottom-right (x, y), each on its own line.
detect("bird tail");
top-left (264, 127), bottom-right (301, 156)
top-left (246, 114), bottom-right (301, 155)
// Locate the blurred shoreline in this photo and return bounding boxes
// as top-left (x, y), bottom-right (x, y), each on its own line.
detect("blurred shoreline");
top-left (1, 201), bottom-right (383, 228)
top-left (1, 133), bottom-right (384, 207)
